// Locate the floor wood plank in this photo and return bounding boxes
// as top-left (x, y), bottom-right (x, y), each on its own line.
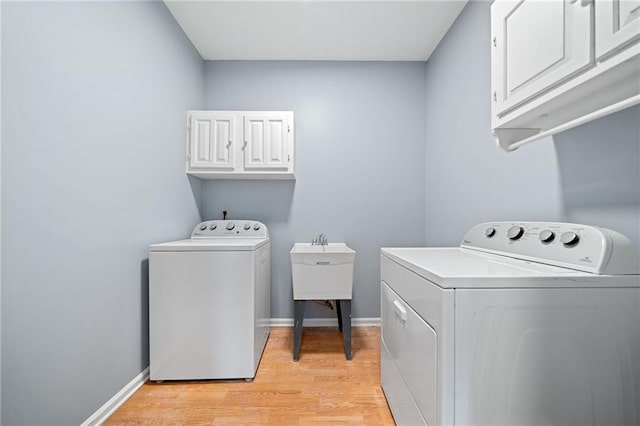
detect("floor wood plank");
top-left (106, 327), bottom-right (395, 425)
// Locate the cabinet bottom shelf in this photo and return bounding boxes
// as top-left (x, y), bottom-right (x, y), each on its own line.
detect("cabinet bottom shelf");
top-left (187, 171), bottom-right (296, 180)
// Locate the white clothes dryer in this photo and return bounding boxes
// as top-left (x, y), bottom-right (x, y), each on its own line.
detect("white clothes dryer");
top-left (149, 220), bottom-right (270, 381)
top-left (381, 222), bottom-right (640, 426)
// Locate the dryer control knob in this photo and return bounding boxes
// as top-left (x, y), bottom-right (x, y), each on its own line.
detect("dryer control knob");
top-left (244, 223), bottom-right (251, 230)
top-left (199, 224), bottom-right (207, 231)
top-left (539, 230), bottom-right (555, 243)
top-left (561, 231), bottom-right (580, 246)
top-left (507, 226), bottom-right (525, 240)
top-left (209, 224), bottom-right (217, 230)
top-left (253, 224), bottom-right (261, 231)
top-left (226, 222), bottom-right (235, 230)
top-left (485, 227), bottom-right (496, 238)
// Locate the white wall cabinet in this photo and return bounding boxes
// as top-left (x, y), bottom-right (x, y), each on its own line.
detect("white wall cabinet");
top-left (187, 111), bottom-right (294, 179)
top-left (491, 0), bottom-right (640, 151)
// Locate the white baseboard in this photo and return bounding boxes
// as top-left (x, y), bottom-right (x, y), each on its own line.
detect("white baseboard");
top-left (82, 366), bottom-right (149, 426)
top-left (270, 317), bottom-right (380, 327)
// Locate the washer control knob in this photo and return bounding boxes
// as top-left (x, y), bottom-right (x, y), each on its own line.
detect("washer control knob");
top-left (539, 230), bottom-right (555, 243)
top-left (244, 223), bottom-right (251, 230)
top-left (485, 227), bottom-right (496, 238)
top-left (198, 224), bottom-right (207, 231)
top-left (507, 226), bottom-right (525, 240)
top-left (209, 223), bottom-right (217, 230)
top-left (253, 223), bottom-right (261, 231)
top-left (561, 231), bottom-right (580, 246)
top-left (226, 222), bottom-right (235, 231)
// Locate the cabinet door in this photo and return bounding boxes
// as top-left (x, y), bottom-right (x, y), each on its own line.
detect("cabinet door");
top-left (595, 0), bottom-right (640, 60)
top-left (243, 114), bottom-right (290, 170)
top-left (189, 113), bottom-right (235, 170)
top-left (492, 0), bottom-right (594, 117)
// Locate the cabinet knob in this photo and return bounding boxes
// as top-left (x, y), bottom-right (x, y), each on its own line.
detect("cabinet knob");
top-left (493, 91), bottom-right (497, 102)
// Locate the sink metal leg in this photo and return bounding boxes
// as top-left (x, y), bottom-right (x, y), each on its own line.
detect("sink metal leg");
top-left (336, 299), bottom-right (343, 332)
top-left (339, 300), bottom-right (352, 361)
top-left (293, 300), bottom-right (306, 362)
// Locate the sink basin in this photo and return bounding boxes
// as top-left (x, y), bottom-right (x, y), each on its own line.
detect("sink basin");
top-left (290, 243), bottom-right (356, 300)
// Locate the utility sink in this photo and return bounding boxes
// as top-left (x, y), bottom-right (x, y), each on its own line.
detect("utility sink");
top-left (290, 243), bottom-right (356, 300)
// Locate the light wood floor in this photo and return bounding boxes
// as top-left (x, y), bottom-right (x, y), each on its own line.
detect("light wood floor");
top-left (107, 327), bottom-right (395, 425)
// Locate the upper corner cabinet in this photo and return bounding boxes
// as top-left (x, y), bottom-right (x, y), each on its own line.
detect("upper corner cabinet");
top-left (186, 110), bottom-right (295, 180)
top-left (491, 0), bottom-right (640, 151)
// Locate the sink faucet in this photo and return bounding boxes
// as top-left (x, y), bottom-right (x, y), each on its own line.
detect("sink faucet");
top-left (312, 233), bottom-right (328, 245)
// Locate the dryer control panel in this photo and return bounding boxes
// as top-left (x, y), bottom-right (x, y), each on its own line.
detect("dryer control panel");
top-left (191, 220), bottom-right (269, 239)
top-left (461, 222), bottom-right (639, 275)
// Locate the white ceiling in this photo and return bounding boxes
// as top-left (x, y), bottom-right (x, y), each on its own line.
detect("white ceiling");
top-left (164, 0), bottom-right (467, 61)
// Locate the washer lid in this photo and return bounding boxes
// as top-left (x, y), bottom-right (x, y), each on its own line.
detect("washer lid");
top-left (381, 247), bottom-right (640, 289)
top-left (150, 238), bottom-right (269, 252)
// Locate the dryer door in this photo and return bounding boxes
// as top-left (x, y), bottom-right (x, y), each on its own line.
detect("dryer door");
top-left (381, 282), bottom-right (437, 426)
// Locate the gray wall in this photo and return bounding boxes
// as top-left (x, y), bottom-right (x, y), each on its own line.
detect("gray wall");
top-left (202, 61), bottom-right (426, 319)
top-left (423, 0), bottom-right (640, 247)
top-left (0, 2), bottom-right (3, 421)
top-left (1, 2), bottom-right (203, 424)
top-left (553, 107), bottom-right (640, 245)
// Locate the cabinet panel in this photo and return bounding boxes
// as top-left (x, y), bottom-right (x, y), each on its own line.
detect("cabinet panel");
top-left (243, 115), bottom-right (289, 170)
top-left (245, 119), bottom-right (265, 165)
top-left (189, 114), bottom-right (235, 170)
top-left (596, 0), bottom-right (640, 60)
top-left (492, 0), bottom-right (594, 117)
top-left (268, 120), bottom-right (285, 163)
top-left (506, 1), bottom-right (564, 94)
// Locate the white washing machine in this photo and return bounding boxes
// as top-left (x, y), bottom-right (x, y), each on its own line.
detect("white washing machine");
top-left (149, 220), bottom-right (270, 381)
top-left (380, 222), bottom-right (640, 426)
